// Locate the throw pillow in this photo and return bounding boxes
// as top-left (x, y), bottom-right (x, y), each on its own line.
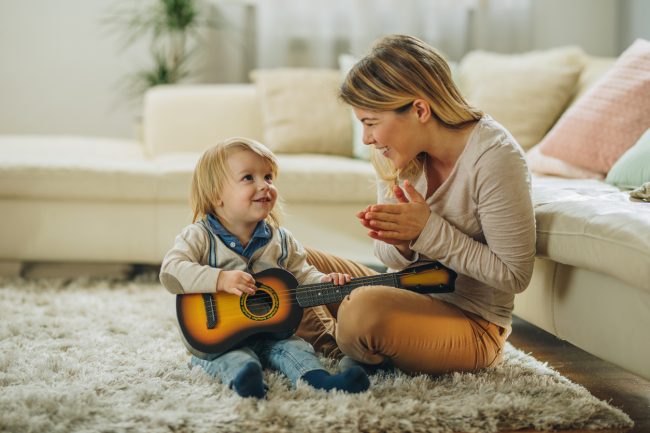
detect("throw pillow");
top-left (459, 46), bottom-right (585, 150)
top-left (526, 144), bottom-right (604, 180)
top-left (605, 128), bottom-right (650, 189)
top-left (539, 39), bottom-right (650, 174)
top-left (338, 54), bottom-right (370, 160)
top-left (567, 55), bottom-right (616, 105)
top-left (251, 68), bottom-right (353, 156)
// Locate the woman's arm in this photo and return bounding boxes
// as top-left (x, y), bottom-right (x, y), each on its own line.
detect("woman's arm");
top-left (411, 144), bottom-right (536, 293)
top-left (363, 143), bottom-right (535, 294)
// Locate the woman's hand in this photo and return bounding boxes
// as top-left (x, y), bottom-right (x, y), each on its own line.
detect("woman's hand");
top-left (357, 180), bottom-right (430, 244)
top-left (216, 270), bottom-right (257, 297)
top-left (321, 272), bottom-right (351, 285)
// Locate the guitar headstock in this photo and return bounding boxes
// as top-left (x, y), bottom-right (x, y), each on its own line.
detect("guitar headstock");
top-left (397, 261), bottom-right (456, 294)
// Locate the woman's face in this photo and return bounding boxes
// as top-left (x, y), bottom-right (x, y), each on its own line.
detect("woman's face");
top-left (353, 107), bottom-right (422, 170)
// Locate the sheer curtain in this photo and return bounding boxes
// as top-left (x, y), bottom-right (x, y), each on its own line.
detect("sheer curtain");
top-left (251, 0), bottom-right (532, 69)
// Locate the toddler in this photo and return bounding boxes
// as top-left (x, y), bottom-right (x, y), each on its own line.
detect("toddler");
top-left (160, 137), bottom-right (370, 398)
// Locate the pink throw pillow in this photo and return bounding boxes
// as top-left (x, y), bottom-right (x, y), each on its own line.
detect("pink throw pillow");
top-left (538, 39), bottom-right (650, 174)
top-left (526, 145), bottom-right (604, 179)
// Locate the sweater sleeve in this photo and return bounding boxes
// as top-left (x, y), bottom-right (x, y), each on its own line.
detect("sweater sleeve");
top-left (410, 141), bottom-right (536, 294)
top-left (159, 224), bottom-right (220, 295)
top-left (282, 228), bottom-right (325, 285)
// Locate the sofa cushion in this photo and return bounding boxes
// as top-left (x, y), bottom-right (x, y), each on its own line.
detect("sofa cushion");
top-left (526, 144), bottom-right (604, 180)
top-left (532, 175), bottom-right (650, 291)
top-left (155, 153), bottom-right (376, 204)
top-left (459, 46), bottom-right (585, 150)
top-left (0, 137), bottom-right (376, 205)
top-left (0, 135), bottom-right (158, 201)
top-left (338, 54), bottom-right (370, 161)
top-left (144, 85), bottom-right (264, 156)
top-left (567, 55), bottom-right (616, 105)
top-left (251, 68), bottom-right (353, 157)
top-left (275, 154), bottom-right (376, 203)
top-left (538, 39), bottom-right (650, 174)
top-left (525, 55), bottom-right (616, 180)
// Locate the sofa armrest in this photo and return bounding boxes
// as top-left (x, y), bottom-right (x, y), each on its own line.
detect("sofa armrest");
top-left (143, 84), bottom-right (264, 156)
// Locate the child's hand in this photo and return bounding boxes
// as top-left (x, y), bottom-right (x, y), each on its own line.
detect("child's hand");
top-left (217, 270), bottom-right (257, 297)
top-left (321, 273), bottom-right (351, 285)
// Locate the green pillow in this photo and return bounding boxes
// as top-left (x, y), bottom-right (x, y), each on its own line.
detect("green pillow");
top-left (606, 128), bottom-right (650, 189)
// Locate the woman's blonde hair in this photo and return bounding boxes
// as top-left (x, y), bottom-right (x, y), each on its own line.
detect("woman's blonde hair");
top-left (340, 34), bottom-right (483, 183)
top-left (190, 137), bottom-right (282, 227)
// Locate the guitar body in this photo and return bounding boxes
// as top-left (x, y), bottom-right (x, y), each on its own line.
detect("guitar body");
top-left (176, 261), bottom-right (456, 360)
top-left (177, 268), bottom-right (303, 359)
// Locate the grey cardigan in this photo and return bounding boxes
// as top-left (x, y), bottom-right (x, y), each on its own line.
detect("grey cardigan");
top-left (160, 222), bottom-right (324, 295)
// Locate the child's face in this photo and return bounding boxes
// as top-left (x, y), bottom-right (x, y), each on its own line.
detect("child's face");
top-left (217, 149), bottom-right (277, 230)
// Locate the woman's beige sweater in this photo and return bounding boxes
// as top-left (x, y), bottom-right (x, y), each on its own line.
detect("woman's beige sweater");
top-left (375, 116), bottom-right (536, 328)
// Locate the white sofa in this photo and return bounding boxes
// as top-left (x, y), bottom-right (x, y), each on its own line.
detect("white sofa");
top-left (0, 91), bottom-right (378, 267)
top-left (0, 55), bottom-right (648, 381)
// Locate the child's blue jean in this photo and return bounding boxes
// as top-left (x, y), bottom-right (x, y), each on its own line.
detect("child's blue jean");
top-left (190, 336), bottom-right (326, 387)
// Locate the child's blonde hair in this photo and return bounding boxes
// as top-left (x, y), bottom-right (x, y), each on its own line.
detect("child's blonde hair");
top-left (339, 34), bottom-right (483, 184)
top-left (190, 137), bottom-right (282, 227)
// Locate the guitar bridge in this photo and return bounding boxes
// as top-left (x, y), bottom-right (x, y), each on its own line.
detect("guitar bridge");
top-left (202, 294), bottom-right (217, 329)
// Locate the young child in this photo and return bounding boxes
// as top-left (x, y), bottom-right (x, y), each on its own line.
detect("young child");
top-left (159, 137), bottom-right (370, 399)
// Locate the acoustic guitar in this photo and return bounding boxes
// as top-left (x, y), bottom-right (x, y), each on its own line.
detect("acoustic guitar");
top-left (176, 261), bottom-right (456, 359)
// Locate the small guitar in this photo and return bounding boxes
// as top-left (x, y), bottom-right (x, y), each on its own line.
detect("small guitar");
top-left (176, 261), bottom-right (456, 359)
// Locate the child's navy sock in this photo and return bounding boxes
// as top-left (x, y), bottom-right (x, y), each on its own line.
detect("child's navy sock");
top-left (231, 362), bottom-right (266, 399)
top-left (339, 355), bottom-right (394, 375)
top-left (301, 366), bottom-right (369, 393)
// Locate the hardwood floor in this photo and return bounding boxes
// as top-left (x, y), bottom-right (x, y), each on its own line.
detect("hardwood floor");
top-left (505, 316), bottom-right (650, 433)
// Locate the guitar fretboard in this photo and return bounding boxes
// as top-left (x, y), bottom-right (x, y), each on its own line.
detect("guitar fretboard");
top-left (296, 274), bottom-right (398, 307)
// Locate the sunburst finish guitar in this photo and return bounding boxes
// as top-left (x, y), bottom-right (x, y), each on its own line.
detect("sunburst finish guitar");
top-left (176, 261), bottom-right (456, 359)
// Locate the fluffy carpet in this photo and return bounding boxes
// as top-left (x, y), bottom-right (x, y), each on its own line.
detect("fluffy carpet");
top-left (0, 276), bottom-right (633, 433)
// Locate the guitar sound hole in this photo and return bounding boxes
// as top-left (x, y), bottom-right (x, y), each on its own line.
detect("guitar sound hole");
top-left (245, 290), bottom-right (274, 317)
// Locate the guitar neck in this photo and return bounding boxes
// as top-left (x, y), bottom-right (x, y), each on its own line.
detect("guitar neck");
top-left (296, 273), bottom-right (399, 308)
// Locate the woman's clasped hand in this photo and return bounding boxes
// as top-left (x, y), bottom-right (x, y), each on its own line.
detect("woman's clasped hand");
top-left (356, 180), bottom-right (430, 245)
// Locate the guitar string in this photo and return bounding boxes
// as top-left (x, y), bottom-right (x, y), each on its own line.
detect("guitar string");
top-left (186, 288), bottom-right (442, 322)
top-left (231, 282), bottom-right (449, 309)
top-left (184, 280), bottom-right (451, 320)
top-left (185, 281), bottom-right (448, 322)
top-left (192, 274), bottom-right (450, 312)
top-left (207, 271), bottom-right (445, 298)
top-left (198, 273), bottom-right (397, 302)
top-left (189, 272), bottom-right (449, 310)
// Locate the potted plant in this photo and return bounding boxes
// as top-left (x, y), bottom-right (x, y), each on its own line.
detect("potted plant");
top-left (105, 0), bottom-right (223, 101)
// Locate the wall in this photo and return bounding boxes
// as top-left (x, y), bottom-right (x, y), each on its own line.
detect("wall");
top-left (0, 0), bottom-right (646, 139)
top-left (0, 0), bottom-right (144, 137)
top-left (0, 0), bottom-right (247, 138)
top-left (619, 0), bottom-right (650, 50)
top-left (530, 0), bottom-right (619, 56)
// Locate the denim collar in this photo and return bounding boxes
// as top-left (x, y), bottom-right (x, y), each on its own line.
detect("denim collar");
top-left (206, 214), bottom-right (271, 259)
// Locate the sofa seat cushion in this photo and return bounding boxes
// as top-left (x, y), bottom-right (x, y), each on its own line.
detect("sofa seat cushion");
top-left (155, 153), bottom-right (377, 204)
top-left (532, 175), bottom-right (650, 291)
top-left (0, 135), bottom-right (158, 201)
top-left (275, 155), bottom-right (376, 203)
top-left (0, 137), bottom-right (377, 205)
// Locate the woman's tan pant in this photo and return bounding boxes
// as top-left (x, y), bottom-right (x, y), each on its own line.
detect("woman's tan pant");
top-left (296, 247), bottom-right (509, 375)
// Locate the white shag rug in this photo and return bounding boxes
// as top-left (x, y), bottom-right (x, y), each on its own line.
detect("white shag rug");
top-left (0, 276), bottom-right (633, 433)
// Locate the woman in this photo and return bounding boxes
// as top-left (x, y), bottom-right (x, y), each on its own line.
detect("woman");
top-left (297, 34), bottom-right (536, 375)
